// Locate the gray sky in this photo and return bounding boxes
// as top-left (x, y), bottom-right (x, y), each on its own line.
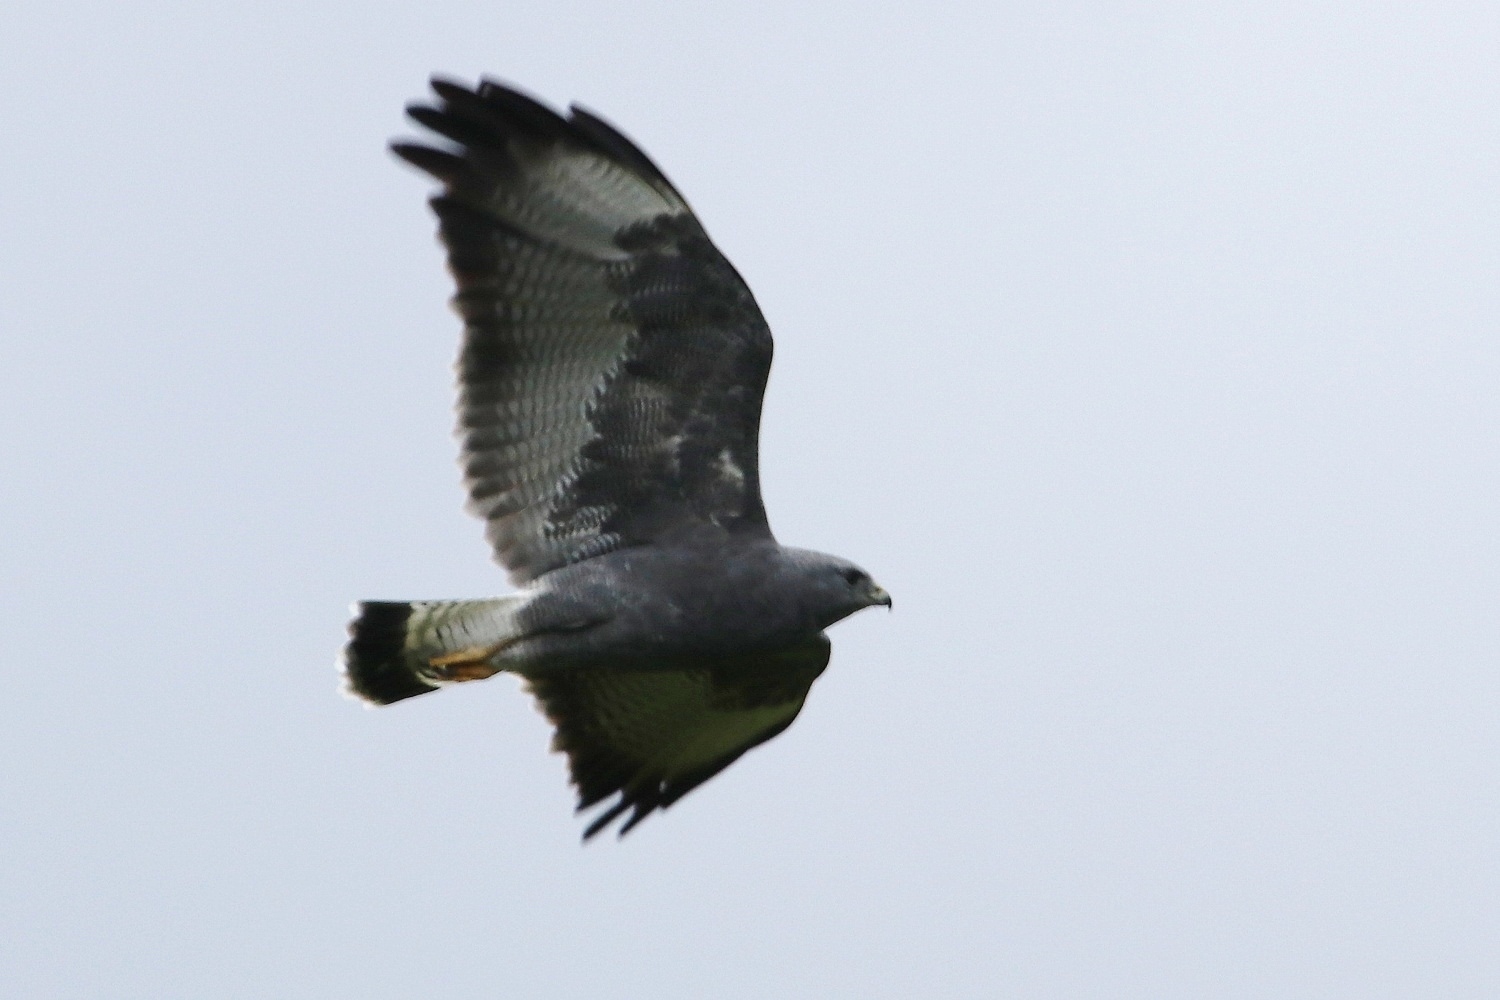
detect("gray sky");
top-left (3, 2), bottom-right (1497, 996)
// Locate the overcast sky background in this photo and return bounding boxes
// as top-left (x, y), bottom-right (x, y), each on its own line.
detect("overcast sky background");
top-left (3, 3), bottom-right (1498, 997)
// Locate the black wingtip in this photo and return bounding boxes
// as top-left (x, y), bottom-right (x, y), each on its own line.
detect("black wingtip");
top-left (428, 75), bottom-right (474, 103)
top-left (581, 797), bottom-right (635, 842)
top-left (343, 602), bottom-right (437, 705)
top-left (475, 77), bottom-right (571, 134)
top-left (389, 141), bottom-right (468, 183)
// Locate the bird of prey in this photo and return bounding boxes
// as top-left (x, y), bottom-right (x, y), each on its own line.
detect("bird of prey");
top-left (344, 77), bottom-right (891, 840)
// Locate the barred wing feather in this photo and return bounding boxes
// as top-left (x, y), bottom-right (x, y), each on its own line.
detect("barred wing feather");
top-left (394, 79), bottom-right (774, 583)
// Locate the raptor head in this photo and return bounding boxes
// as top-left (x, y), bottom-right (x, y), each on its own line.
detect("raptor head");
top-left (835, 563), bottom-right (892, 611)
top-left (795, 553), bottom-right (891, 629)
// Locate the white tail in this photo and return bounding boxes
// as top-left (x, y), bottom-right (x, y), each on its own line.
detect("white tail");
top-left (343, 596), bottom-right (528, 705)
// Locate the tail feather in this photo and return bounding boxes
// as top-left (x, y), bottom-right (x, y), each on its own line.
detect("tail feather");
top-left (344, 602), bottom-right (437, 705)
top-left (342, 596), bottom-right (526, 705)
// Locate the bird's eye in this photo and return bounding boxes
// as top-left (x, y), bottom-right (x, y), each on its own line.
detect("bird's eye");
top-left (841, 568), bottom-right (866, 587)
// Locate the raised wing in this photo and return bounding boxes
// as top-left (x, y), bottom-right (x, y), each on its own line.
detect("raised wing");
top-left (524, 637), bottom-right (832, 840)
top-left (394, 79), bottom-right (775, 583)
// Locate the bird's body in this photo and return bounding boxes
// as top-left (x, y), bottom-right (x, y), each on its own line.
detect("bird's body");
top-left (345, 78), bottom-right (888, 839)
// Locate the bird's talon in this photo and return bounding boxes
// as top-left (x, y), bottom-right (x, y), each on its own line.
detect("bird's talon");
top-left (426, 646), bottom-right (505, 682)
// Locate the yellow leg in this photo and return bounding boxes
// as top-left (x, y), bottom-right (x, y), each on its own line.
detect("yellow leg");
top-left (425, 640), bottom-right (512, 682)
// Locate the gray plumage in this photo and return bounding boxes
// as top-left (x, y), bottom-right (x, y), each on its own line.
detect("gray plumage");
top-left (344, 77), bottom-right (890, 840)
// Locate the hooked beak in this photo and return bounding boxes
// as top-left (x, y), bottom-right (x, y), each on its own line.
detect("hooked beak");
top-left (868, 585), bottom-right (893, 610)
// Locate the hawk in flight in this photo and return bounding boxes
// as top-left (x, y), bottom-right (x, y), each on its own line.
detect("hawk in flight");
top-left (345, 78), bottom-right (891, 840)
